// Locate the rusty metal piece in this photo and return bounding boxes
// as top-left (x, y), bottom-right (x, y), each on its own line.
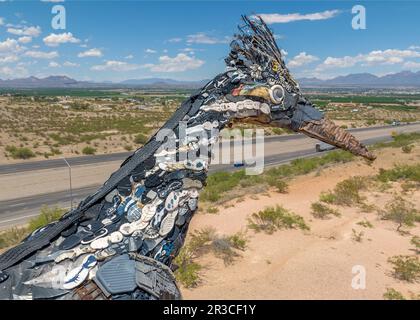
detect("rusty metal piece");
top-left (299, 118), bottom-right (376, 160)
top-left (72, 281), bottom-right (107, 300)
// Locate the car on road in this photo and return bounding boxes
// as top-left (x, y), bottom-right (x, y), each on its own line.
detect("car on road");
top-left (315, 142), bottom-right (336, 152)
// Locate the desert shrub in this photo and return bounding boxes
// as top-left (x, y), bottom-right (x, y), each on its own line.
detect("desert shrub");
top-left (173, 248), bottom-right (202, 288)
top-left (356, 220), bottom-right (373, 228)
top-left (82, 146), bottom-right (96, 155)
top-left (227, 232), bottom-right (247, 251)
top-left (351, 229), bottom-right (364, 242)
top-left (248, 205), bottom-right (309, 234)
top-left (401, 144), bottom-right (414, 153)
top-left (206, 207), bottom-right (219, 214)
top-left (383, 288), bottom-right (406, 300)
top-left (134, 133), bottom-right (148, 145)
top-left (5, 145), bottom-right (35, 159)
top-left (328, 176), bottom-right (368, 206)
top-left (411, 236), bottom-right (420, 253)
top-left (388, 255), bottom-right (420, 282)
top-left (377, 164), bottom-right (420, 183)
top-left (28, 205), bottom-right (65, 232)
top-left (381, 196), bottom-right (419, 232)
top-left (0, 227), bottom-right (28, 250)
top-left (267, 178), bottom-right (288, 193)
top-left (319, 192), bottom-right (336, 204)
top-left (124, 144), bottom-right (133, 151)
top-left (311, 202), bottom-right (341, 219)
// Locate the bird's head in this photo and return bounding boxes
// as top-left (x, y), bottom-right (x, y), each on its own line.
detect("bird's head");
top-left (209, 15), bottom-right (376, 160)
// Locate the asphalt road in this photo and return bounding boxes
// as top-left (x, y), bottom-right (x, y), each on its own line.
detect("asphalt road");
top-left (0, 123), bottom-right (419, 230)
top-left (1, 123), bottom-right (416, 175)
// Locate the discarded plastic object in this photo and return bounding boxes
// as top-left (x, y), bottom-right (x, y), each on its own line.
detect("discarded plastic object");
top-left (94, 254), bottom-right (137, 296)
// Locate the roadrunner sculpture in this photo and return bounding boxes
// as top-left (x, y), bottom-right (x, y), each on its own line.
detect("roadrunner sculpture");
top-left (0, 16), bottom-right (375, 300)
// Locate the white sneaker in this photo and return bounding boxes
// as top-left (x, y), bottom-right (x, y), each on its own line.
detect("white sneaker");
top-left (63, 254), bottom-right (97, 290)
top-left (159, 210), bottom-right (178, 237)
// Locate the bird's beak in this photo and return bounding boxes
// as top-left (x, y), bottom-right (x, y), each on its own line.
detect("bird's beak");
top-left (289, 102), bottom-right (376, 160)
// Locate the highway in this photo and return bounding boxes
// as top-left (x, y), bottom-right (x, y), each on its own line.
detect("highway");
top-left (0, 123), bottom-right (419, 230)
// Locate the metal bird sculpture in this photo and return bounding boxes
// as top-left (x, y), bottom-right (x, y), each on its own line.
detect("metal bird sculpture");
top-left (0, 16), bottom-right (375, 300)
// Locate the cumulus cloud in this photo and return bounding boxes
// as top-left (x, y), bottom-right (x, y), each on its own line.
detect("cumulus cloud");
top-left (48, 61), bottom-right (60, 68)
top-left (168, 37), bottom-right (182, 43)
top-left (18, 36), bottom-right (32, 44)
top-left (0, 18), bottom-right (4, 26)
top-left (0, 55), bottom-right (19, 64)
top-left (7, 26), bottom-right (42, 37)
top-left (91, 60), bottom-right (140, 71)
top-left (63, 61), bottom-right (80, 67)
top-left (142, 53), bottom-right (204, 72)
top-left (0, 38), bottom-right (23, 54)
top-left (124, 54), bottom-right (134, 59)
top-left (145, 48), bottom-right (157, 54)
top-left (316, 48), bottom-right (420, 71)
top-left (24, 50), bottom-right (59, 59)
top-left (257, 10), bottom-right (341, 24)
top-left (288, 52), bottom-right (319, 67)
top-left (187, 33), bottom-right (230, 45)
top-left (78, 48), bottom-right (103, 58)
top-left (0, 65), bottom-right (28, 78)
top-left (403, 61), bottom-right (420, 69)
top-left (43, 32), bottom-right (80, 47)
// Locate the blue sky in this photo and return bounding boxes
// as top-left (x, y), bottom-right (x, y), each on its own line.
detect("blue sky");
top-left (0, 0), bottom-right (420, 81)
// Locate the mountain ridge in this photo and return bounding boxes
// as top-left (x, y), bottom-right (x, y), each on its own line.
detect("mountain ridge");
top-left (1, 71), bottom-right (420, 88)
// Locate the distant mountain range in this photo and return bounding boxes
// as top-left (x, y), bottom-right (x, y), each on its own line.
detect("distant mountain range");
top-left (0, 76), bottom-right (208, 89)
top-left (1, 71), bottom-right (420, 89)
top-left (298, 71), bottom-right (420, 87)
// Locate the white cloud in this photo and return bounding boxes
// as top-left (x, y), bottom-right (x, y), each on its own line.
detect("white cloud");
top-left (124, 54), bottom-right (134, 59)
top-left (143, 53), bottom-right (204, 72)
top-left (316, 48), bottom-right (420, 71)
top-left (168, 37), bottom-right (182, 43)
top-left (43, 32), bottom-right (80, 47)
top-left (145, 48), bottom-right (157, 54)
top-left (7, 25), bottom-right (42, 37)
top-left (0, 65), bottom-right (28, 78)
top-left (181, 47), bottom-right (195, 55)
top-left (91, 60), bottom-right (140, 72)
top-left (0, 55), bottom-right (19, 64)
top-left (403, 61), bottom-right (420, 69)
top-left (0, 38), bottom-right (23, 53)
top-left (24, 50), bottom-right (59, 59)
top-left (288, 52), bottom-right (319, 68)
top-left (78, 48), bottom-right (103, 58)
top-left (0, 18), bottom-right (4, 26)
top-left (257, 10), bottom-right (341, 24)
top-left (408, 45), bottom-right (420, 50)
top-left (187, 33), bottom-right (230, 45)
top-left (18, 36), bottom-right (32, 44)
top-left (48, 61), bottom-right (60, 68)
top-left (40, 0), bottom-right (65, 2)
top-left (63, 61), bottom-right (80, 67)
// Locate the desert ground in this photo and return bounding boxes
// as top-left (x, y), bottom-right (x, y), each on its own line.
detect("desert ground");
top-left (180, 145), bottom-right (420, 300)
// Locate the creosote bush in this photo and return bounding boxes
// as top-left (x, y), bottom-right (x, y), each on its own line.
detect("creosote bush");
top-left (388, 255), bottom-right (420, 282)
top-left (310, 202), bottom-right (341, 219)
top-left (248, 205), bottom-right (309, 234)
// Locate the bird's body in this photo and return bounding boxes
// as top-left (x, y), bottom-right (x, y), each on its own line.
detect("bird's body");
top-left (0, 16), bottom-right (375, 300)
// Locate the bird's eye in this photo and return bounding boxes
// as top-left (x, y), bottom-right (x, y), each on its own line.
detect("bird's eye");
top-left (269, 85), bottom-right (284, 104)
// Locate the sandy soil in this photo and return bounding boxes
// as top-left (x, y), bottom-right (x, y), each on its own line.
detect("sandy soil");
top-left (181, 146), bottom-right (420, 300)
